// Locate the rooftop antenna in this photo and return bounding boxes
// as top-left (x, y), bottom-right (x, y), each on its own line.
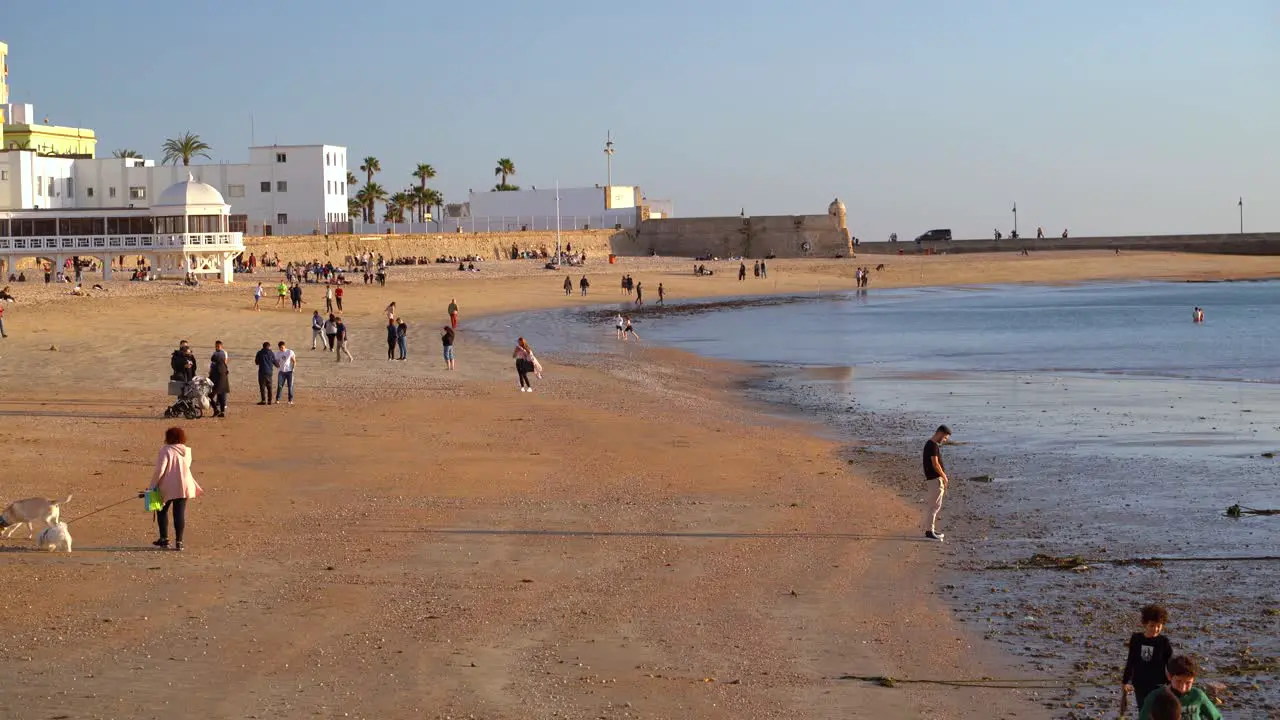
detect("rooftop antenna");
top-left (603, 131), bottom-right (615, 189)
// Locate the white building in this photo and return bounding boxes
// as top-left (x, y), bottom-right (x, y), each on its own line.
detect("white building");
top-left (0, 176), bottom-right (245, 283)
top-left (355, 185), bottom-right (675, 235)
top-left (0, 142), bottom-right (351, 237)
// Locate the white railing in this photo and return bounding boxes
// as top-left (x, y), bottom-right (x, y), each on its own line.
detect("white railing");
top-left (0, 232), bottom-right (244, 253)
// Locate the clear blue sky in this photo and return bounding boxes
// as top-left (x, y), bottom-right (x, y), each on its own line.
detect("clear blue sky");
top-left (4, 1), bottom-right (1276, 239)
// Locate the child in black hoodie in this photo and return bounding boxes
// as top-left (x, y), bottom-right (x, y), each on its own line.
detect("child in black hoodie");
top-left (1122, 604), bottom-right (1174, 709)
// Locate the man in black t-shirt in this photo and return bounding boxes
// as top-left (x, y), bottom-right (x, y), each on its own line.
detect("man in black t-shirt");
top-left (923, 424), bottom-right (951, 542)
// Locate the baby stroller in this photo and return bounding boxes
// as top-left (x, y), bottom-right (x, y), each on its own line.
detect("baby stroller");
top-left (165, 376), bottom-right (213, 419)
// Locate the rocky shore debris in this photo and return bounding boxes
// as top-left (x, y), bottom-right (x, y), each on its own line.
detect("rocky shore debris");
top-left (965, 474), bottom-right (995, 482)
top-left (1226, 503), bottom-right (1280, 518)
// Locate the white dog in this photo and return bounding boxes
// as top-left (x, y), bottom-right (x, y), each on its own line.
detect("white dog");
top-left (0, 495), bottom-right (72, 539)
top-left (36, 521), bottom-right (73, 552)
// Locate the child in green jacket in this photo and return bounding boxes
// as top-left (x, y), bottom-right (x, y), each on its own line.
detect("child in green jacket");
top-left (1139, 655), bottom-right (1222, 720)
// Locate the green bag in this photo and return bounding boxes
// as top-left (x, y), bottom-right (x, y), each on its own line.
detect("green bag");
top-left (144, 489), bottom-right (164, 512)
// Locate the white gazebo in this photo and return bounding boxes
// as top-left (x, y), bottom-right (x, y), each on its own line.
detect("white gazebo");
top-left (0, 174), bottom-right (245, 284)
top-left (148, 174), bottom-right (245, 283)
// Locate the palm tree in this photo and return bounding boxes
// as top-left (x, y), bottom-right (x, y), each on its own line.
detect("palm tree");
top-left (347, 197), bottom-right (364, 219)
top-left (412, 163), bottom-right (436, 190)
top-left (346, 170), bottom-right (358, 187)
top-left (359, 156), bottom-right (380, 188)
top-left (355, 182), bottom-right (387, 223)
top-left (494, 158), bottom-right (516, 190)
top-left (409, 186), bottom-right (432, 223)
top-left (385, 192), bottom-right (413, 223)
top-left (161, 132), bottom-right (211, 166)
top-left (112, 148), bottom-right (142, 159)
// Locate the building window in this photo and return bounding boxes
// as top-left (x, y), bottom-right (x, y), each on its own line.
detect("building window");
top-left (276, 152), bottom-right (287, 163)
top-left (277, 181), bottom-right (287, 192)
top-left (36, 176), bottom-right (43, 196)
top-left (109, 186), bottom-right (117, 199)
top-left (228, 184), bottom-right (245, 198)
top-left (66, 178), bottom-right (74, 197)
top-left (129, 186), bottom-right (146, 200)
top-left (277, 213), bottom-right (288, 225)
top-left (48, 178), bottom-right (55, 197)
top-left (87, 187), bottom-right (95, 198)
top-left (325, 153), bottom-right (330, 166)
top-left (0, 169), bottom-right (7, 181)
top-left (260, 181), bottom-right (271, 193)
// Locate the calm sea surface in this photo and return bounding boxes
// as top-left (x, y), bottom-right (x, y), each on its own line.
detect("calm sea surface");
top-left (474, 281), bottom-right (1280, 716)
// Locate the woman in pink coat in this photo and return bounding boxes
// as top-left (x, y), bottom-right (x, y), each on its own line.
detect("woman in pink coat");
top-left (148, 426), bottom-right (204, 551)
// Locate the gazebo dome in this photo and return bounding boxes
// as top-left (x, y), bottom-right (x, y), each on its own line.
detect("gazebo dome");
top-left (154, 173), bottom-right (227, 209)
top-left (828, 197), bottom-right (846, 216)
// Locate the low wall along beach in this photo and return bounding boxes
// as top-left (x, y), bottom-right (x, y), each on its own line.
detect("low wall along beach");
top-left (242, 229), bottom-right (643, 264)
top-left (857, 231), bottom-right (1280, 255)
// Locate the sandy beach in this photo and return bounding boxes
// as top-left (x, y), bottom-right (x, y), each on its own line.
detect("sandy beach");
top-left (1, 250), bottom-right (1277, 719)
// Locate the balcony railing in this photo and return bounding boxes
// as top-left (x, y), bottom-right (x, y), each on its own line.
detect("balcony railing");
top-left (0, 232), bottom-right (244, 253)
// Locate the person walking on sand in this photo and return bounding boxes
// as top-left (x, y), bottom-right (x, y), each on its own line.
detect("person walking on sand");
top-left (274, 341), bottom-right (297, 405)
top-left (335, 317), bottom-right (353, 362)
top-left (396, 318), bottom-right (408, 360)
top-left (615, 313), bottom-right (625, 340)
top-left (253, 282), bottom-right (264, 311)
top-left (386, 318), bottom-right (399, 360)
top-left (276, 280), bottom-right (288, 307)
top-left (513, 337), bottom-right (542, 392)
top-left (738, 262), bottom-right (747, 281)
top-left (311, 310), bottom-right (327, 350)
top-left (323, 313), bottom-right (338, 353)
top-left (254, 341), bottom-right (276, 405)
top-left (579, 276), bottom-right (589, 296)
top-left (760, 260), bottom-right (767, 279)
top-left (208, 341), bottom-right (230, 418)
top-left (923, 424), bottom-right (951, 541)
top-left (147, 426), bottom-right (203, 551)
top-left (448, 298), bottom-right (459, 329)
top-left (324, 284), bottom-right (334, 314)
top-left (657, 282), bottom-right (665, 305)
top-left (635, 281), bottom-right (643, 305)
top-left (441, 326), bottom-right (456, 370)
top-left (334, 284), bottom-right (344, 312)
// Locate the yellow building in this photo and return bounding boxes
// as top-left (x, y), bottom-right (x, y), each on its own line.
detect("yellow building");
top-left (3, 121), bottom-right (97, 157)
top-left (0, 41), bottom-right (97, 157)
top-left (1, 40), bottom-right (7, 147)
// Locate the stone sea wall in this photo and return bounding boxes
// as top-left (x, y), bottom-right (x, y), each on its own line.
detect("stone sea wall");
top-left (242, 229), bottom-right (643, 264)
top-left (856, 232), bottom-right (1280, 255)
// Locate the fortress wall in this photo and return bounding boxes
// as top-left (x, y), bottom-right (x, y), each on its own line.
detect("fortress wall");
top-left (635, 214), bottom-right (851, 258)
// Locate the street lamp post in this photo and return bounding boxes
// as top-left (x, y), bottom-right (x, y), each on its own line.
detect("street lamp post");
top-left (604, 131), bottom-right (615, 189)
top-left (1239, 197), bottom-right (1244, 234)
top-left (1012, 202), bottom-right (1018, 237)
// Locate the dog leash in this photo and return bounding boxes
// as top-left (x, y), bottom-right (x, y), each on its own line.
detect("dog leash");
top-left (65, 496), bottom-right (137, 525)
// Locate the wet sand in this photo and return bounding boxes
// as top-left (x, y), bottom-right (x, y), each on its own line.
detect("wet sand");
top-left (1, 251), bottom-right (1277, 718)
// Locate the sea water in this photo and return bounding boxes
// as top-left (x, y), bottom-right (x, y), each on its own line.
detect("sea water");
top-left (476, 281), bottom-right (1280, 715)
